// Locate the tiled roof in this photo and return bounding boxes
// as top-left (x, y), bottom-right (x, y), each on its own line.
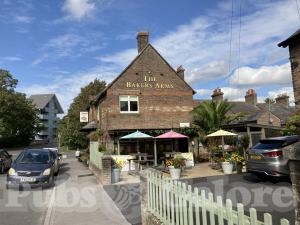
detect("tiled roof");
top-left (29, 94), bottom-right (64, 113)
top-left (278, 28), bottom-right (300, 48)
top-left (257, 103), bottom-right (295, 124)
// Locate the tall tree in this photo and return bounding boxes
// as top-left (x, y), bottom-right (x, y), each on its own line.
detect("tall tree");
top-left (193, 100), bottom-right (243, 136)
top-left (0, 69), bottom-right (41, 147)
top-left (58, 79), bottom-right (106, 149)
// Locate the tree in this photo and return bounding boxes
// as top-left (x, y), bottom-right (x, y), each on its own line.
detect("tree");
top-left (264, 97), bottom-right (275, 104)
top-left (282, 114), bottom-right (300, 135)
top-left (58, 79), bottom-right (106, 149)
top-left (193, 100), bottom-right (243, 136)
top-left (0, 69), bottom-right (41, 147)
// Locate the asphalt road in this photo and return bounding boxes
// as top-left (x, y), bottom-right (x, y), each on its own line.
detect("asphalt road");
top-left (0, 148), bottom-right (130, 225)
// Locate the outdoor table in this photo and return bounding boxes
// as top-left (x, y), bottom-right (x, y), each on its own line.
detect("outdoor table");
top-left (127, 158), bottom-right (136, 175)
top-left (133, 159), bottom-right (154, 171)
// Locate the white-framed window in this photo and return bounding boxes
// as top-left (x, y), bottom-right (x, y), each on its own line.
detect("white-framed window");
top-left (119, 96), bottom-right (139, 113)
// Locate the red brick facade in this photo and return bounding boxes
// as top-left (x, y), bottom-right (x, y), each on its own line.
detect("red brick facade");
top-left (89, 33), bottom-right (195, 151)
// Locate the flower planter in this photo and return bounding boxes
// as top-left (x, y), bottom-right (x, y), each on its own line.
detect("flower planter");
top-left (236, 162), bottom-right (243, 174)
top-left (221, 162), bottom-right (233, 174)
top-left (112, 168), bottom-right (121, 183)
top-left (169, 167), bottom-right (181, 179)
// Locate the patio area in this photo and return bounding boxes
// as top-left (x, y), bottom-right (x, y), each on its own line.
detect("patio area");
top-left (112, 162), bottom-right (246, 185)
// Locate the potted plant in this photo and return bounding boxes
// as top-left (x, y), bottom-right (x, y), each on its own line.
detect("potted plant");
top-left (220, 152), bottom-right (233, 174)
top-left (231, 152), bottom-right (245, 173)
top-left (165, 157), bottom-right (185, 179)
top-left (112, 159), bottom-right (125, 183)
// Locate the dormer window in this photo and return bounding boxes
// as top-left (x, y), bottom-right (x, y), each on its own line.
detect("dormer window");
top-left (119, 96), bottom-right (139, 113)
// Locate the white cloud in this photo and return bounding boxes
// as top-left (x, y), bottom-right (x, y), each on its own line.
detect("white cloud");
top-left (187, 61), bottom-right (227, 83)
top-left (229, 63), bottom-right (291, 86)
top-left (32, 54), bottom-right (49, 66)
top-left (20, 65), bottom-right (117, 113)
top-left (63, 0), bottom-right (95, 21)
top-left (1, 56), bottom-right (22, 61)
top-left (14, 15), bottom-right (34, 23)
top-left (99, 0), bottom-right (297, 87)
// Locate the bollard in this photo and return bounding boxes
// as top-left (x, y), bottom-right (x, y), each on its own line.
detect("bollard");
top-left (283, 141), bottom-right (300, 225)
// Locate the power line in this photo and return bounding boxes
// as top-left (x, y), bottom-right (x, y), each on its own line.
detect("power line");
top-left (228, 0), bottom-right (234, 73)
top-left (237, 0), bottom-right (243, 83)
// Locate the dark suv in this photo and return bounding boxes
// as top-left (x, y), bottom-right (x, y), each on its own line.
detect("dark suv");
top-left (246, 135), bottom-right (299, 177)
top-left (0, 149), bottom-right (13, 174)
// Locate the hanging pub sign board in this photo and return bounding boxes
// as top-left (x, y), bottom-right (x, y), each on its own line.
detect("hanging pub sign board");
top-left (180, 122), bottom-right (190, 128)
top-left (80, 112), bottom-right (89, 122)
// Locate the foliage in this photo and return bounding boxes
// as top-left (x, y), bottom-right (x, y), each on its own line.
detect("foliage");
top-left (165, 157), bottom-right (185, 168)
top-left (113, 159), bottom-right (126, 169)
top-left (220, 152), bottom-right (233, 163)
top-left (98, 144), bottom-right (106, 152)
top-left (231, 152), bottom-right (245, 163)
top-left (264, 98), bottom-right (275, 104)
top-left (0, 69), bottom-right (41, 147)
top-left (193, 100), bottom-right (243, 136)
top-left (282, 114), bottom-right (300, 135)
top-left (58, 79), bottom-right (106, 149)
top-left (87, 128), bottom-right (104, 142)
top-left (239, 134), bottom-right (250, 150)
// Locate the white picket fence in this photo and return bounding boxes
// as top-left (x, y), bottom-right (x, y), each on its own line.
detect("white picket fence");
top-left (146, 169), bottom-right (290, 225)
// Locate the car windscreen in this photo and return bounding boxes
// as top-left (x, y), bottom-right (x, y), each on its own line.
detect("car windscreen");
top-left (252, 140), bottom-right (286, 150)
top-left (16, 151), bottom-right (50, 164)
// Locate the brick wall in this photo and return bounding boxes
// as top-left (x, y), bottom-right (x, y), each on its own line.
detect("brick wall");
top-left (97, 45), bottom-right (194, 131)
top-left (257, 111), bottom-right (281, 127)
top-left (289, 43), bottom-right (300, 110)
top-left (89, 156), bottom-right (113, 185)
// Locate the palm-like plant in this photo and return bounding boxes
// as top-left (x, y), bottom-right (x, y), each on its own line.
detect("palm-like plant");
top-left (193, 100), bottom-right (242, 135)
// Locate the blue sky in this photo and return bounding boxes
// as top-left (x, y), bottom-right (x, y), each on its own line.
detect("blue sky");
top-left (0, 0), bottom-right (298, 113)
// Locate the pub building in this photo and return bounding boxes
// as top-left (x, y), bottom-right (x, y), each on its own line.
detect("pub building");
top-left (83, 32), bottom-right (196, 158)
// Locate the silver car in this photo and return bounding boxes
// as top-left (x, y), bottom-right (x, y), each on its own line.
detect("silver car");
top-left (246, 135), bottom-right (299, 178)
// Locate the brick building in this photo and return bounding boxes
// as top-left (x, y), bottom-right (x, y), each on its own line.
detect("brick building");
top-left (84, 32), bottom-right (195, 154)
top-left (195, 88), bottom-right (295, 147)
top-left (278, 29), bottom-right (300, 110)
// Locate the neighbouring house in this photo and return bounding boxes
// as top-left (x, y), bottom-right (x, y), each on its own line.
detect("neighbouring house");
top-left (194, 88), bottom-right (295, 146)
top-left (83, 31), bottom-right (195, 155)
top-left (30, 94), bottom-right (64, 143)
top-left (278, 28), bottom-right (300, 111)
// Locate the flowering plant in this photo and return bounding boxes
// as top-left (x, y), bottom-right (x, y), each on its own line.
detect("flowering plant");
top-left (165, 157), bottom-right (185, 168)
top-left (231, 152), bottom-right (245, 164)
top-left (114, 159), bottom-right (126, 169)
top-left (220, 152), bottom-right (232, 163)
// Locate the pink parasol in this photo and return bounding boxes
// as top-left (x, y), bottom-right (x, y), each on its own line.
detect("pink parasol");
top-left (155, 130), bottom-right (188, 139)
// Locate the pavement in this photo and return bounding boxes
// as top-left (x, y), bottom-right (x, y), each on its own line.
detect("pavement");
top-left (0, 149), bottom-right (130, 225)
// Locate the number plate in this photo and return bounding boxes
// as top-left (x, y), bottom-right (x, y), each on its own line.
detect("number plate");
top-left (250, 154), bottom-right (262, 160)
top-left (20, 177), bottom-right (36, 182)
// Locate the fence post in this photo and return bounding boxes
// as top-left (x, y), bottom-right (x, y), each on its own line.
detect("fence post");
top-left (249, 208), bottom-right (257, 225)
top-left (217, 196), bottom-right (224, 225)
top-left (201, 190), bottom-right (207, 225)
top-left (208, 192), bottom-right (215, 225)
top-left (237, 203), bottom-right (245, 225)
top-left (226, 199), bottom-right (233, 225)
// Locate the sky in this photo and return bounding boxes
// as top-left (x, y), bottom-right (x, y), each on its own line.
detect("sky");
top-left (0, 0), bottom-right (299, 114)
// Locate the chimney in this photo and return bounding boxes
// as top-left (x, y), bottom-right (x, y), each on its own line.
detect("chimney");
top-left (137, 31), bottom-right (149, 53)
top-left (211, 88), bottom-right (224, 102)
top-left (176, 65), bottom-right (185, 80)
top-left (275, 93), bottom-right (290, 107)
top-left (245, 89), bottom-right (257, 105)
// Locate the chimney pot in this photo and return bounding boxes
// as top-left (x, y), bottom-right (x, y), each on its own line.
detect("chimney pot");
top-left (245, 89), bottom-right (257, 106)
top-left (176, 65), bottom-right (185, 80)
top-left (211, 88), bottom-right (224, 102)
top-left (275, 93), bottom-right (289, 107)
top-left (137, 31), bottom-right (149, 53)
